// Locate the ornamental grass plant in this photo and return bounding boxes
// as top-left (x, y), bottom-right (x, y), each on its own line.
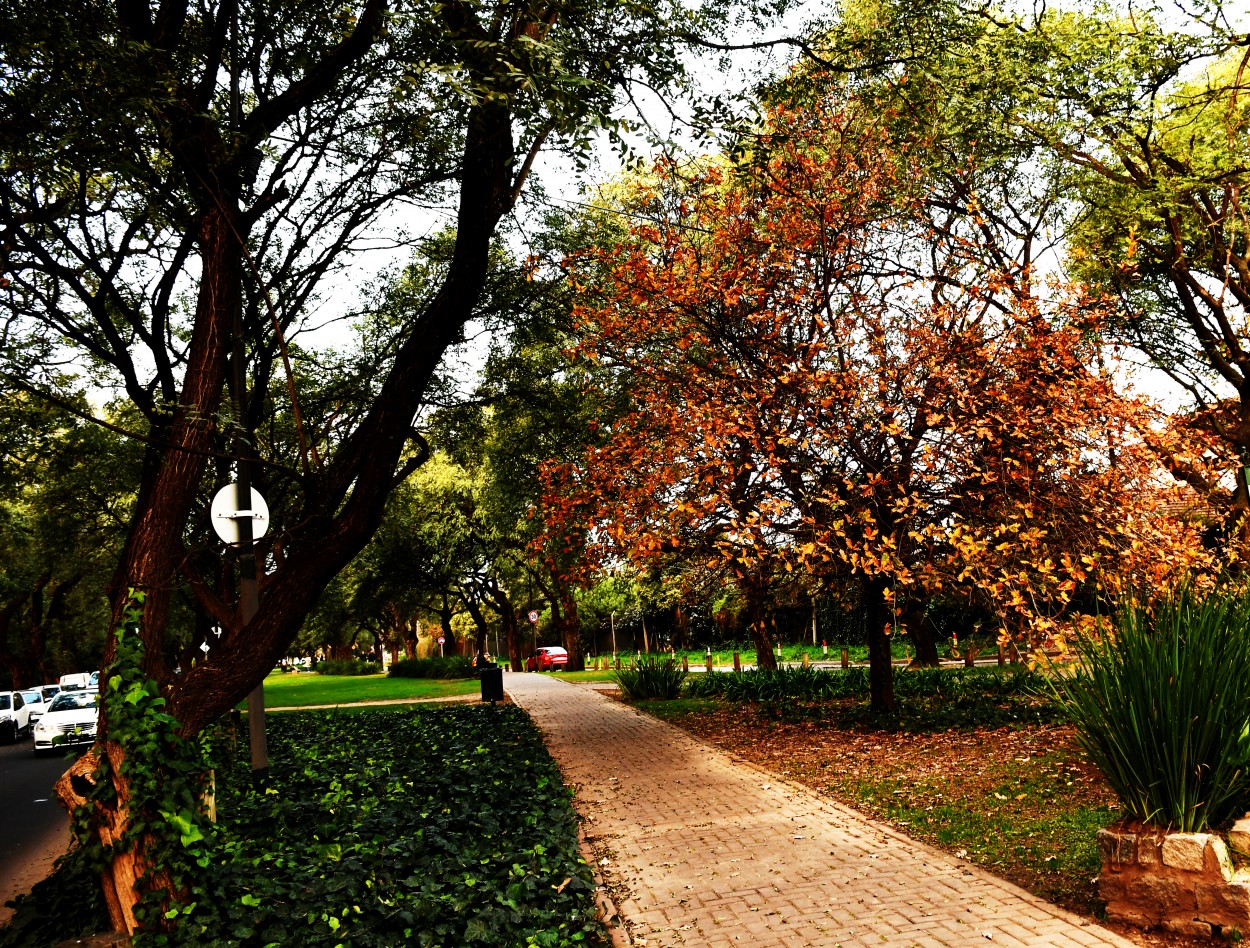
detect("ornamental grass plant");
top-left (1053, 586), bottom-right (1250, 832)
top-left (614, 655), bottom-right (687, 700)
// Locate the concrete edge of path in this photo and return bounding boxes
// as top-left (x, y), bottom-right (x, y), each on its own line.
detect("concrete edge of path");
top-left (577, 817), bottom-right (634, 947)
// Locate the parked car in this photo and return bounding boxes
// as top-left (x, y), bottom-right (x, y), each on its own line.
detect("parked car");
top-left (40, 684), bottom-right (61, 702)
top-left (525, 646), bottom-right (569, 672)
top-left (33, 689), bottom-right (99, 755)
top-left (58, 672), bottom-right (92, 691)
top-left (18, 688), bottom-right (48, 723)
top-left (0, 691), bottom-right (33, 743)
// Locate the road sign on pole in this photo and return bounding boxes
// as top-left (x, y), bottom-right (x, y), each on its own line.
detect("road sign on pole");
top-left (528, 610), bottom-right (539, 624)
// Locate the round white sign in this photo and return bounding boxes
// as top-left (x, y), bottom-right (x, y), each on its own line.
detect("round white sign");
top-left (437, 636), bottom-right (446, 644)
top-left (528, 610), bottom-right (539, 624)
top-left (210, 484), bottom-right (270, 545)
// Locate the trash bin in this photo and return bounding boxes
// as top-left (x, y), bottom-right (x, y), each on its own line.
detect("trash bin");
top-left (480, 665), bottom-right (504, 704)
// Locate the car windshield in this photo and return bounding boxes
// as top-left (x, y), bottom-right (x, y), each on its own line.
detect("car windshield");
top-left (20, 691), bottom-right (39, 703)
top-left (48, 692), bottom-right (97, 712)
top-left (0, 695), bottom-right (9, 710)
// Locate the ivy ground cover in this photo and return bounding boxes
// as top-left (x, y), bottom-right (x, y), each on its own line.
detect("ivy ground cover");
top-left (191, 705), bottom-right (605, 947)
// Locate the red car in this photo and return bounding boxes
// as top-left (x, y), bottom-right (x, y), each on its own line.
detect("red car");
top-left (526, 647), bottom-right (569, 672)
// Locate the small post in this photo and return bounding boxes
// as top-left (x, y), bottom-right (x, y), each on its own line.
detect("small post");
top-left (802, 652), bottom-right (810, 669)
top-left (681, 655), bottom-right (688, 673)
top-left (963, 648), bottom-right (975, 669)
top-left (705, 653), bottom-right (713, 673)
top-left (997, 643), bottom-right (1006, 667)
top-left (822, 639), bottom-right (828, 657)
top-left (841, 647), bottom-right (850, 669)
top-left (1009, 643), bottom-right (1019, 664)
top-left (614, 657), bottom-right (621, 670)
top-left (732, 652), bottom-right (741, 672)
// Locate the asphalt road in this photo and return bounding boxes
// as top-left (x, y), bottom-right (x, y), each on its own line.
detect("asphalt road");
top-left (0, 734), bottom-right (77, 924)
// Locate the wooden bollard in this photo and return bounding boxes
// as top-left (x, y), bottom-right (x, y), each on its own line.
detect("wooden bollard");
top-left (802, 652), bottom-right (810, 669)
top-left (706, 654), bottom-right (713, 673)
top-left (681, 655), bottom-right (688, 672)
top-left (997, 644), bottom-right (1005, 667)
top-left (1009, 643), bottom-right (1019, 664)
top-left (963, 648), bottom-right (975, 669)
top-left (841, 647), bottom-right (850, 669)
top-left (615, 657), bottom-right (621, 670)
top-left (732, 652), bottom-right (741, 672)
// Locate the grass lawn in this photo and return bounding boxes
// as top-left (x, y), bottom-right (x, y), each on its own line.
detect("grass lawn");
top-left (629, 690), bottom-right (1125, 924)
top-left (551, 668), bottom-right (619, 683)
top-left (256, 671), bottom-right (479, 708)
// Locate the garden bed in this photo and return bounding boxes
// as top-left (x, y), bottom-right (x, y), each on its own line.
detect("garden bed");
top-left (2, 705), bottom-right (606, 947)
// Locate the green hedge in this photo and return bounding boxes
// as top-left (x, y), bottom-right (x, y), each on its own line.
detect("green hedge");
top-left (686, 665), bottom-right (1047, 702)
top-left (314, 658), bottom-right (379, 676)
top-left (388, 656), bottom-right (474, 679)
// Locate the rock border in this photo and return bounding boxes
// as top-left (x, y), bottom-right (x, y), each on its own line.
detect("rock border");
top-left (1098, 816), bottom-right (1250, 939)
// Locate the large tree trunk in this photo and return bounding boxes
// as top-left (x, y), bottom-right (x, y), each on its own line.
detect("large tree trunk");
top-left (903, 598), bottom-right (941, 668)
top-left (462, 594), bottom-right (490, 664)
top-left (484, 580), bottom-right (521, 671)
top-left (742, 583), bottom-right (777, 670)
top-left (556, 582), bottom-right (583, 671)
top-left (863, 577), bottom-right (897, 712)
top-left (437, 597), bottom-right (457, 655)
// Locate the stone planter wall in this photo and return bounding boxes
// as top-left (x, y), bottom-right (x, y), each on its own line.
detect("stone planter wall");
top-left (1098, 818), bottom-right (1250, 938)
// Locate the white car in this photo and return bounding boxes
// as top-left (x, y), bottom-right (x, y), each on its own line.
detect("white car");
top-left (58, 672), bottom-right (92, 691)
top-left (0, 691), bottom-right (33, 743)
top-left (18, 688), bottom-right (49, 723)
top-left (33, 689), bottom-right (99, 755)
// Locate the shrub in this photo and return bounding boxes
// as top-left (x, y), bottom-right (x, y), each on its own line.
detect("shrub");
top-left (686, 665), bottom-right (1045, 703)
top-left (614, 656), bottom-right (687, 700)
top-left (314, 658), bottom-right (379, 676)
top-left (1052, 586), bottom-right (1250, 832)
top-left (387, 655), bottom-right (474, 679)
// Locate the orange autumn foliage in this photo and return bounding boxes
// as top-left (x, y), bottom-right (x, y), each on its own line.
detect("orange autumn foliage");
top-left (541, 95), bottom-right (1212, 703)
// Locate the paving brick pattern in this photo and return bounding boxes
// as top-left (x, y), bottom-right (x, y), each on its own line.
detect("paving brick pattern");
top-left (504, 673), bottom-right (1135, 948)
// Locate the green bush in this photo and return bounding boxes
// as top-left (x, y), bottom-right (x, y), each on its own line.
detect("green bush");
top-left (314, 658), bottom-right (379, 676)
top-left (387, 655), bottom-right (474, 679)
top-left (614, 656), bottom-right (687, 700)
top-left (1052, 586), bottom-right (1250, 832)
top-left (686, 665), bottom-right (1046, 703)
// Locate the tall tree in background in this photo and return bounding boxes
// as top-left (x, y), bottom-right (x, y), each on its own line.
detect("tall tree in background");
top-left (0, 392), bottom-right (139, 686)
top-left (548, 94), bottom-right (1205, 710)
top-left (797, 0), bottom-right (1249, 523)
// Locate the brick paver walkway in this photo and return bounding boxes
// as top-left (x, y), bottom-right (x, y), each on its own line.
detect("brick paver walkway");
top-left (504, 673), bottom-right (1134, 948)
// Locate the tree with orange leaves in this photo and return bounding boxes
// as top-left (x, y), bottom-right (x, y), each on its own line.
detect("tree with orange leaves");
top-left (543, 92), bottom-right (1208, 711)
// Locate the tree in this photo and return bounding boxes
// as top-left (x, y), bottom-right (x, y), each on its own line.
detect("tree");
top-left (794, 0), bottom-right (1250, 524)
top-left (546, 92), bottom-right (1204, 710)
top-left (0, 0), bottom-right (768, 927)
top-left (0, 392), bottom-right (139, 686)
